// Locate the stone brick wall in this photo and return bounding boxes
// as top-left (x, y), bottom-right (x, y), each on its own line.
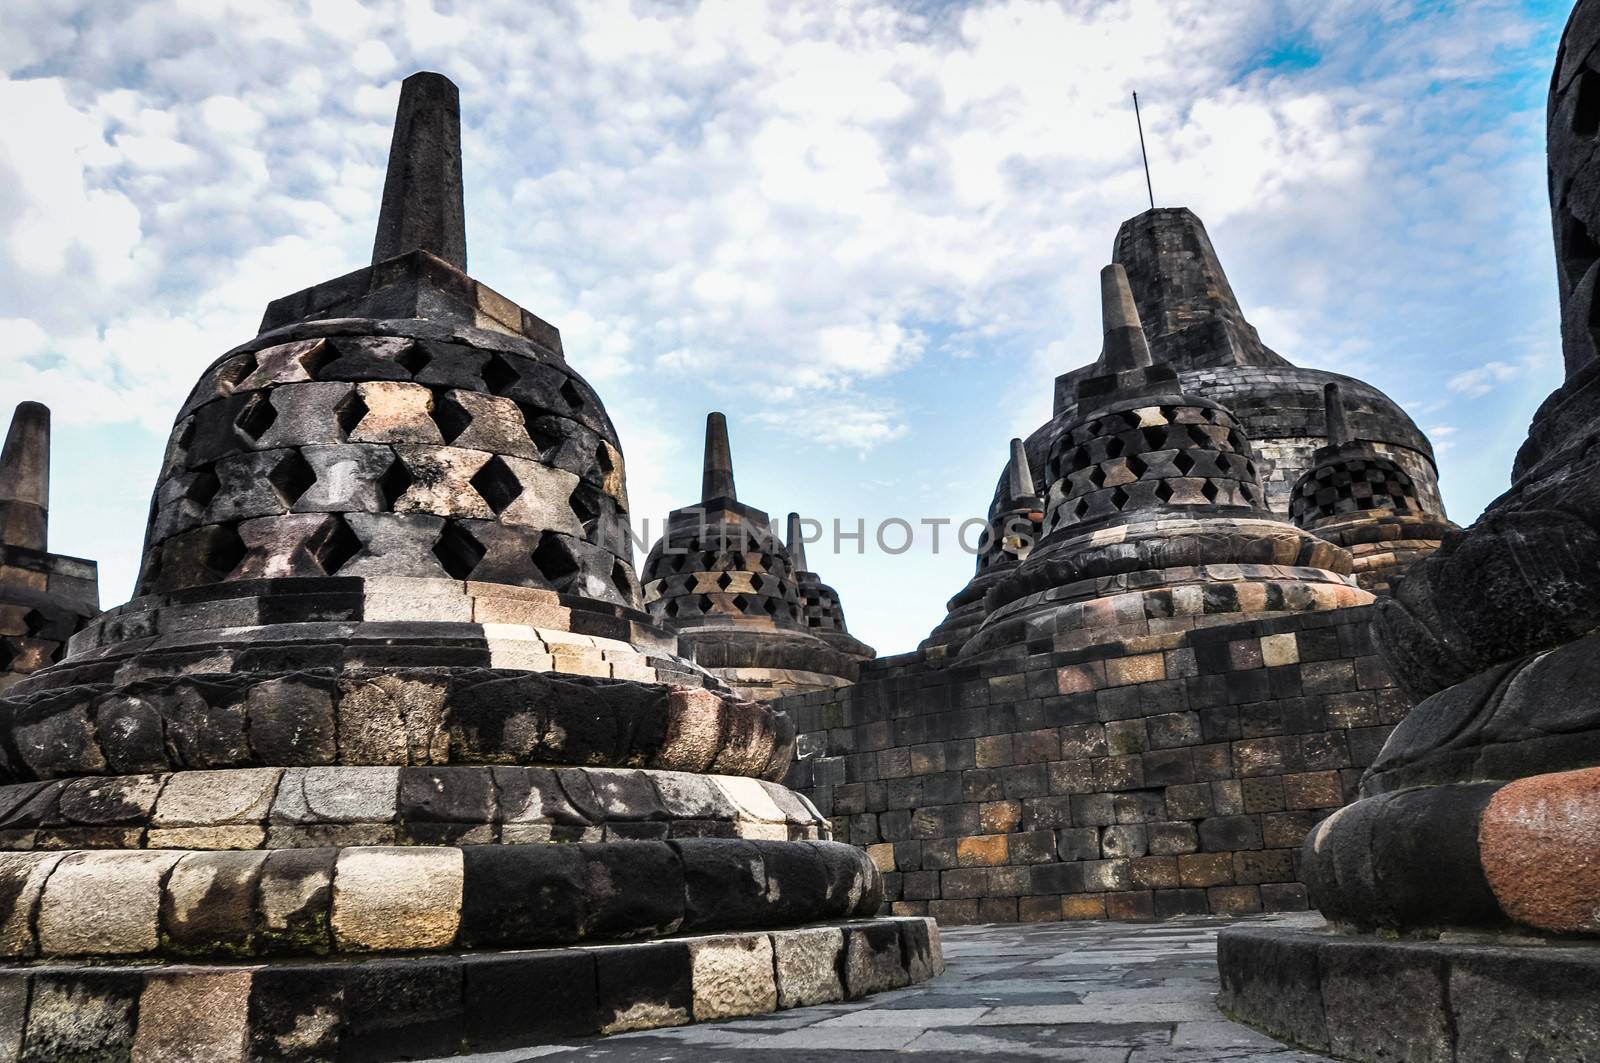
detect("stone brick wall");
top-left (780, 604), bottom-right (1407, 924)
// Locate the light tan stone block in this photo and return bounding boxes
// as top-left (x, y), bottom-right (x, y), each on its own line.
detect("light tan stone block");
top-left (271, 767), bottom-right (400, 825)
top-left (349, 381), bottom-right (443, 443)
top-left (153, 768), bottom-right (282, 827)
top-left (690, 934), bottom-right (777, 1020)
top-left (39, 851), bottom-right (182, 955)
top-left (772, 926), bottom-right (845, 1008)
top-left (133, 968), bottom-right (254, 1063)
top-left (331, 846), bottom-right (462, 951)
top-left (146, 826), bottom-right (266, 850)
top-left (0, 852), bottom-right (64, 957)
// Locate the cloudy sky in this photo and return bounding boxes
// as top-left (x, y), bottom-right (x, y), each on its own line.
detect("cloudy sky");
top-left (0, 0), bottom-right (1573, 653)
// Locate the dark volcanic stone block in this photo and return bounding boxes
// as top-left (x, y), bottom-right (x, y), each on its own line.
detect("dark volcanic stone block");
top-left (459, 844), bottom-right (588, 946)
top-left (756, 839), bottom-right (831, 926)
top-left (1216, 924), bottom-right (1328, 1053)
top-left (580, 841), bottom-right (684, 939)
top-left (594, 939), bottom-right (693, 1032)
top-left (338, 957), bottom-right (465, 1063)
top-left (248, 965), bottom-right (347, 1060)
top-left (463, 951), bottom-right (599, 1049)
top-left (22, 968), bottom-right (143, 1063)
top-left (676, 838), bottom-right (767, 931)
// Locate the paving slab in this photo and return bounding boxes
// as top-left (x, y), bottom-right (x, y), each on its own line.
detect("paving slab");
top-left (427, 914), bottom-right (1331, 1062)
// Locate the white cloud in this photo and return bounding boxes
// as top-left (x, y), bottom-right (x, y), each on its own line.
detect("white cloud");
top-left (1447, 360), bottom-right (1522, 398)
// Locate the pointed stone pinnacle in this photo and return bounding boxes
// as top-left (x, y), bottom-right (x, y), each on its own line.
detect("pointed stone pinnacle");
top-left (0, 401), bottom-right (50, 551)
top-left (1324, 382), bottom-right (1351, 448)
top-left (702, 412), bottom-right (736, 503)
top-left (1099, 264), bottom-right (1152, 372)
top-left (1006, 438), bottom-right (1035, 501)
top-left (786, 512), bottom-right (809, 572)
top-left (372, 71), bottom-right (468, 272)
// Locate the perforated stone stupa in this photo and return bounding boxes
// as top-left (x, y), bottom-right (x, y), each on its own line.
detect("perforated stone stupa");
top-left (0, 72), bottom-right (936, 1061)
top-left (922, 438), bottom-right (1043, 652)
top-left (1288, 383), bottom-right (1456, 595)
top-left (642, 413), bottom-right (872, 701)
top-left (0, 403), bottom-right (98, 692)
top-left (959, 264), bottom-right (1370, 662)
top-left (929, 208), bottom-right (1445, 652)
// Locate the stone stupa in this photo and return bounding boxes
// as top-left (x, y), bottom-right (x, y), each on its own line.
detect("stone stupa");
top-left (0, 72), bottom-right (937, 1061)
top-left (641, 413), bottom-right (871, 700)
top-left (959, 264), bottom-right (1370, 662)
top-left (1288, 383), bottom-right (1456, 595)
top-left (0, 402), bottom-right (99, 692)
top-left (921, 437), bottom-right (1042, 651)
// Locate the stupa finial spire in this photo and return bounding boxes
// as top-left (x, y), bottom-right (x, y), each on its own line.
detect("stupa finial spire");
top-left (701, 412), bottom-right (736, 503)
top-left (1098, 263), bottom-right (1152, 372)
top-left (0, 402), bottom-right (50, 552)
top-left (786, 512), bottom-right (809, 571)
top-left (1006, 438), bottom-right (1035, 501)
top-left (1324, 382), bottom-right (1350, 447)
top-left (372, 71), bottom-right (468, 271)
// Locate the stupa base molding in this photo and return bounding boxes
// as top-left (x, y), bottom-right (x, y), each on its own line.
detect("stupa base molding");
top-left (1218, 922), bottom-right (1600, 1063)
top-left (0, 915), bottom-right (942, 1062)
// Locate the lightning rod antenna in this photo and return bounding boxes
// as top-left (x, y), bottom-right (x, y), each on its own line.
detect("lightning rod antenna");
top-left (1132, 92), bottom-right (1155, 211)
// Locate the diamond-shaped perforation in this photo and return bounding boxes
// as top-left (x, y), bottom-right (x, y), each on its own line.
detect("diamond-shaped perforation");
top-left (1126, 454), bottom-right (1148, 478)
top-left (611, 560), bottom-right (634, 601)
top-left (378, 456), bottom-right (414, 509)
top-left (533, 533), bottom-right (580, 585)
top-left (396, 343), bottom-right (431, 377)
top-left (1105, 435), bottom-right (1125, 459)
top-left (267, 450), bottom-right (317, 506)
top-left (1173, 451), bottom-right (1196, 476)
top-left (433, 521), bottom-right (486, 579)
top-left (1201, 479), bottom-right (1220, 503)
top-left (1155, 480), bottom-right (1174, 503)
top-left (1110, 485), bottom-right (1130, 510)
top-left (697, 593), bottom-right (714, 613)
top-left (22, 610), bottom-right (47, 638)
top-left (1088, 465), bottom-right (1107, 488)
top-left (430, 391), bottom-right (474, 443)
top-left (559, 378), bottom-right (585, 411)
top-left (762, 596), bottom-right (779, 616)
top-left (749, 573), bottom-right (764, 592)
top-left (471, 456), bottom-right (524, 515)
top-left (184, 468), bottom-right (221, 507)
top-left (732, 594), bottom-right (750, 612)
top-left (482, 354), bottom-right (520, 395)
top-left (203, 525), bottom-right (249, 583)
top-left (569, 485), bottom-right (599, 533)
top-left (335, 391), bottom-right (369, 439)
top-left (235, 393), bottom-right (278, 442)
top-left (716, 571), bottom-right (733, 590)
top-left (311, 514), bottom-right (362, 574)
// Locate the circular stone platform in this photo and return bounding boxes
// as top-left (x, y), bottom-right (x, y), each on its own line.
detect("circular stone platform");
top-left (0, 916), bottom-right (940, 1061)
top-left (1217, 921), bottom-right (1600, 1062)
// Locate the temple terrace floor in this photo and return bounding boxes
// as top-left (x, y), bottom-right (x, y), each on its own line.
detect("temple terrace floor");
top-left (432, 915), bottom-right (1330, 1063)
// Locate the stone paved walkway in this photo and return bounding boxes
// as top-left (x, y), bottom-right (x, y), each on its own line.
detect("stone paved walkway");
top-left (436, 914), bottom-right (1330, 1062)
